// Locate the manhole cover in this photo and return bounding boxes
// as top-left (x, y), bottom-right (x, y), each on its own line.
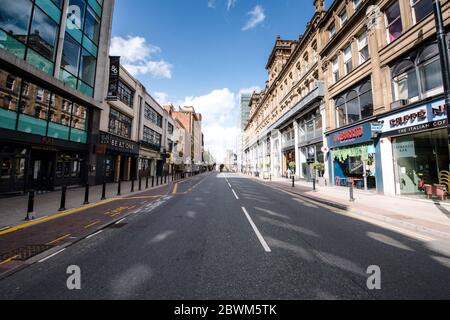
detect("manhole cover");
top-left (1, 244), bottom-right (54, 262)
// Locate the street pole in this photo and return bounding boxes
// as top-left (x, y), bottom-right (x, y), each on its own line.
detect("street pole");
top-left (433, 0), bottom-right (450, 169)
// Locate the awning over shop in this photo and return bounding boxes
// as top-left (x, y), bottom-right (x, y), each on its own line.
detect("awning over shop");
top-left (332, 144), bottom-right (376, 162)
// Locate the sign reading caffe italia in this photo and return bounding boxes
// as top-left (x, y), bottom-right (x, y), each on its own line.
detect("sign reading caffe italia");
top-left (379, 99), bottom-right (447, 137)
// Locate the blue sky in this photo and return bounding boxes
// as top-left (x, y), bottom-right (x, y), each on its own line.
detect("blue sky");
top-left (110, 0), bottom-right (324, 161)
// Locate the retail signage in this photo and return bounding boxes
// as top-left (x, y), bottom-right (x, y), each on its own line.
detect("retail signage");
top-left (327, 122), bottom-right (374, 149)
top-left (393, 141), bottom-right (415, 158)
top-left (379, 99), bottom-right (447, 137)
top-left (99, 132), bottom-right (139, 155)
top-left (106, 56), bottom-right (120, 100)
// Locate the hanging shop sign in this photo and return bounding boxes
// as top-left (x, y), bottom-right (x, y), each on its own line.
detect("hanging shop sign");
top-left (379, 99), bottom-right (447, 137)
top-left (327, 122), bottom-right (374, 149)
top-left (106, 56), bottom-right (120, 100)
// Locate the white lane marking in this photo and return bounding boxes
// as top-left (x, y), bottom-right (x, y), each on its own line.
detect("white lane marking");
top-left (232, 189), bottom-right (239, 200)
top-left (38, 249), bottom-right (66, 263)
top-left (116, 218), bottom-right (126, 224)
top-left (86, 230), bottom-right (103, 239)
top-left (242, 207), bottom-right (271, 253)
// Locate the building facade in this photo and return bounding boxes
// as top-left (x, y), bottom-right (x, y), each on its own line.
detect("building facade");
top-left (0, 0), bottom-right (114, 195)
top-left (244, 0), bottom-right (449, 198)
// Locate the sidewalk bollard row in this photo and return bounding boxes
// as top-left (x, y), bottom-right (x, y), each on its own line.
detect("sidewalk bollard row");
top-left (23, 170), bottom-right (199, 218)
top-left (292, 176), bottom-right (295, 188)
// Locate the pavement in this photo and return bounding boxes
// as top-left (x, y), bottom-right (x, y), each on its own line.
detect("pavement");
top-left (0, 172), bottom-right (450, 299)
top-left (252, 175), bottom-right (450, 240)
top-left (0, 175), bottom-right (174, 229)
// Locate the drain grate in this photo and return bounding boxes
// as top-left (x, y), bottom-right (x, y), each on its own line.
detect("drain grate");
top-left (0, 244), bottom-right (54, 262)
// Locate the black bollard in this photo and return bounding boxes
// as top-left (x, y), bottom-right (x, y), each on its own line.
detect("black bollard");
top-left (83, 183), bottom-right (90, 205)
top-left (101, 181), bottom-right (106, 200)
top-left (349, 182), bottom-right (355, 202)
top-left (139, 175), bottom-right (142, 191)
top-left (146, 175), bottom-right (149, 189)
top-left (313, 178), bottom-right (316, 192)
top-left (59, 186), bottom-right (67, 212)
top-left (131, 178), bottom-right (135, 193)
top-left (117, 179), bottom-right (121, 196)
top-left (292, 176), bottom-right (295, 188)
top-left (25, 190), bottom-right (35, 221)
top-left (152, 175), bottom-right (155, 187)
top-left (156, 175), bottom-right (159, 186)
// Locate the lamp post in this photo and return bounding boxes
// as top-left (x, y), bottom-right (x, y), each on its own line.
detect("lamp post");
top-left (432, 0), bottom-right (450, 169)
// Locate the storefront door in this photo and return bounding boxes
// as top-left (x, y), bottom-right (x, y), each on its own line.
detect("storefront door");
top-left (30, 150), bottom-right (56, 191)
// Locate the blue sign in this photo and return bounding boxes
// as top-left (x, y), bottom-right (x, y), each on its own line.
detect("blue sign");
top-left (327, 122), bottom-right (375, 149)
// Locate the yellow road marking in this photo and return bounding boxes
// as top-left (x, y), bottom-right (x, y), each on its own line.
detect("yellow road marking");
top-left (84, 221), bottom-right (101, 229)
top-left (0, 198), bottom-right (119, 237)
top-left (0, 255), bottom-right (20, 266)
top-left (172, 183), bottom-right (178, 194)
top-left (125, 195), bottom-right (163, 200)
top-left (46, 234), bottom-right (72, 245)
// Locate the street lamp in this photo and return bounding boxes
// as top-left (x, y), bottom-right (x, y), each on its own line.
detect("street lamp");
top-left (432, 0), bottom-right (450, 169)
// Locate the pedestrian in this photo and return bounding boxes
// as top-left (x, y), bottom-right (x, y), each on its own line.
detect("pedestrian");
top-left (286, 168), bottom-right (292, 179)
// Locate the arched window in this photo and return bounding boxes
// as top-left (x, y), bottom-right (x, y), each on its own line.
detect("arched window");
top-left (334, 79), bottom-right (374, 127)
top-left (391, 42), bottom-right (443, 102)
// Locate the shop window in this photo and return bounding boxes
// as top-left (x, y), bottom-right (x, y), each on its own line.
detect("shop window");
top-left (358, 31), bottom-right (369, 64)
top-left (0, 71), bottom-right (21, 130)
top-left (109, 108), bottom-right (132, 139)
top-left (391, 42), bottom-right (443, 102)
top-left (334, 78), bottom-right (373, 127)
top-left (385, 1), bottom-right (403, 43)
top-left (411, 0), bottom-right (433, 23)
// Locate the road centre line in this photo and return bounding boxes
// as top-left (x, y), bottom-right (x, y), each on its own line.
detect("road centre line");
top-left (232, 189), bottom-right (239, 200)
top-left (86, 230), bottom-right (103, 239)
top-left (241, 207), bottom-right (271, 253)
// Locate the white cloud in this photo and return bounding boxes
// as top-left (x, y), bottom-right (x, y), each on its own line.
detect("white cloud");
top-left (239, 86), bottom-right (260, 96)
top-left (242, 5), bottom-right (266, 31)
top-left (227, 0), bottom-right (237, 10)
top-left (153, 92), bottom-right (169, 105)
top-left (110, 36), bottom-right (173, 79)
top-left (208, 0), bottom-right (216, 8)
top-left (203, 124), bottom-right (239, 163)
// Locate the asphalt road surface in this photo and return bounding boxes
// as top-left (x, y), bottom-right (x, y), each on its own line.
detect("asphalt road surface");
top-left (1, 172), bottom-right (450, 300)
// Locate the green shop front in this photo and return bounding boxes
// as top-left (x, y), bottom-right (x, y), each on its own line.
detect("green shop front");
top-left (326, 121), bottom-right (383, 192)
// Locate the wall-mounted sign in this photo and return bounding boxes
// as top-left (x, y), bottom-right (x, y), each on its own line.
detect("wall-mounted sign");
top-left (106, 56), bottom-right (120, 100)
top-left (333, 127), bottom-right (364, 142)
top-left (99, 132), bottom-right (139, 155)
top-left (393, 141), bottom-right (416, 158)
top-left (379, 99), bottom-right (447, 137)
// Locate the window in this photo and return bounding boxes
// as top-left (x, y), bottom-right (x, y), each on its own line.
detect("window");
top-left (143, 126), bottom-right (162, 149)
top-left (334, 78), bottom-right (374, 127)
top-left (117, 80), bottom-right (134, 108)
top-left (332, 57), bottom-right (340, 83)
top-left (84, 6), bottom-right (100, 44)
top-left (61, 34), bottom-right (81, 78)
top-left (411, 0), bottom-right (433, 23)
top-left (6, 76), bottom-right (15, 90)
top-left (0, 0), bottom-right (33, 41)
top-left (385, 1), bottom-right (403, 43)
top-left (353, 0), bottom-right (363, 9)
top-left (168, 123), bottom-right (174, 135)
top-left (339, 9), bottom-right (348, 27)
top-left (79, 49), bottom-right (96, 86)
top-left (328, 24), bottom-right (336, 39)
top-left (144, 103), bottom-right (163, 127)
top-left (358, 31), bottom-right (370, 64)
top-left (109, 108), bottom-right (132, 138)
top-left (343, 45), bottom-right (353, 75)
top-left (392, 43), bottom-right (443, 102)
top-left (28, 5), bottom-right (59, 62)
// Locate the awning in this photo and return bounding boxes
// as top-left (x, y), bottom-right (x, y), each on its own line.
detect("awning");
top-left (332, 144), bottom-right (375, 162)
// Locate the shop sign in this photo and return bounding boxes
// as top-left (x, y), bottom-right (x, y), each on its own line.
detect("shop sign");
top-left (328, 122), bottom-right (374, 149)
top-left (380, 100), bottom-right (447, 137)
top-left (99, 132), bottom-right (139, 155)
top-left (106, 56), bottom-right (120, 100)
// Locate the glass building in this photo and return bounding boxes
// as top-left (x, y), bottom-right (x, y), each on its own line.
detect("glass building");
top-left (0, 0), bottom-right (114, 195)
top-left (240, 93), bottom-right (251, 131)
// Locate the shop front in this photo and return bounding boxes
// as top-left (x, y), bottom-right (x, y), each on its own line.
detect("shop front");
top-left (96, 132), bottom-right (139, 184)
top-left (138, 147), bottom-right (161, 178)
top-left (379, 99), bottom-right (448, 197)
top-left (327, 122), bottom-right (381, 192)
